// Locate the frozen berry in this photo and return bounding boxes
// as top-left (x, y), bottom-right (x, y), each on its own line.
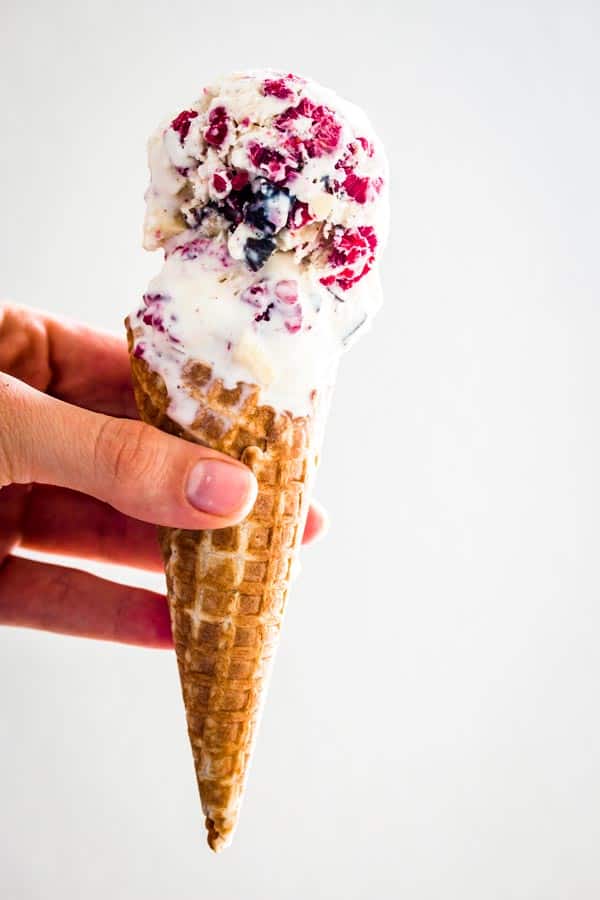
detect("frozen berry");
top-left (220, 182), bottom-right (253, 225)
top-left (289, 200), bottom-right (311, 229)
top-left (343, 172), bottom-right (370, 204)
top-left (142, 310), bottom-right (166, 332)
top-left (297, 96), bottom-right (316, 118)
top-left (248, 142), bottom-right (288, 182)
top-left (305, 105), bottom-right (341, 157)
top-left (143, 292), bottom-right (166, 306)
top-left (170, 109), bottom-right (198, 144)
top-left (288, 200), bottom-right (313, 229)
top-left (275, 280), bottom-right (298, 304)
top-left (230, 170), bottom-right (249, 191)
top-left (172, 237), bottom-right (210, 260)
top-left (343, 172), bottom-right (383, 204)
top-left (244, 179), bottom-right (291, 235)
top-left (263, 78), bottom-right (295, 101)
top-left (285, 318), bottom-right (302, 334)
top-left (133, 343), bottom-right (145, 358)
top-left (357, 136), bottom-right (375, 157)
top-left (241, 281), bottom-right (269, 307)
top-left (204, 106), bottom-right (229, 148)
top-left (359, 225), bottom-right (378, 252)
top-left (244, 236), bottom-right (276, 271)
top-left (211, 171), bottom-right (231, 198)
top-left (321, 225), bottom-right (378, 290)
top-left (276, 99), bottom-right (340, 158)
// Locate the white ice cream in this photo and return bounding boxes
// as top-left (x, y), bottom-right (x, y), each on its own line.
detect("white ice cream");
top-left (129, 70), bottom-right (388, 420)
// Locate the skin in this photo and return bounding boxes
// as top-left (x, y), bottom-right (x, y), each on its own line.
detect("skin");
top-left (0, 303), bottom-right (328, 648)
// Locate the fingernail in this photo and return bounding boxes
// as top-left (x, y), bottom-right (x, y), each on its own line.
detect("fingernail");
top-left (186, 460), bottom-right (256, 517)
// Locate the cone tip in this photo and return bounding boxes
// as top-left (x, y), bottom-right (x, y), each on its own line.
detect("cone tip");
top-left (206, 817), bottom-right (231, 853)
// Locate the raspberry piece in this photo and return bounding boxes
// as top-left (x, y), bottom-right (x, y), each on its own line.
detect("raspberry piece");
top-left (285, 318), bottom-right (302, 334)
top-left (282, 133), bottom-right (304, 166)
top-left (333, 225), bottom-right (377, 263)
top-left (172, 237), bottom-right (210, 260)
top-left (170, 109), bottom-right (198, 144)
top-left (322, 225), bottom-right (378, 291)
top-left (343, 172), bottom-right (370, 204)
top-left (142, 292), bottom-right (166, 306)
top-left (142, 311), bottom-right (167, 332)
top-left (230, 170), bottom-right (249, 191)
top-left (344, 172), bottom-right (383, 204)
top-left (275, 280), bottom-right (298, 304)
top-left (274, 107), bottom-right (298, 129)
top-left (305, 105), bottom-right (341, 157)
top-left (297, 97), bottom-right (316, 118)
top-left (248, 142), bottom-right (288, 182)
top-left (275, 98), bottom-right (341, 158)
top-left (212, 171), bottom-right (231, 198)
top-left (133, 343), bottom-right (145, 358)
top-left (274, 96), bottom-right (315, 130)
top-left (356, 225), bottom-right (378, 253)
top-left (204, 106), bottom-right (229, 148)
top-left (357, 136), bottom-right (375, 157)
top-left (241, 281), bottom-right (269, 307)
top-left (288, 201), bottom-right (313, 229)
top-left (263, 78), bottom-right (295, 101)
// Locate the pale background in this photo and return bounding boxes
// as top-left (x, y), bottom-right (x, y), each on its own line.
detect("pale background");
top-left (1, 1), bottom-right (599, 898)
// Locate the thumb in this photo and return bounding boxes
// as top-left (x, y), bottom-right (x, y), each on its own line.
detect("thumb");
top-left (0, 373), bottom-right (257, 529)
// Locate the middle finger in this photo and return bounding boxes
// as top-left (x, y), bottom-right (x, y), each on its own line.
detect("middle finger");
top-left (15, 486), bottom-right (327, 569)
top-left (17, 485), bottom-right (164, 571)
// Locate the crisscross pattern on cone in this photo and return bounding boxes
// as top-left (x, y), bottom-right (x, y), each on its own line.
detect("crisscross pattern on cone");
top-left (126, 323), bottom-right (322, 851)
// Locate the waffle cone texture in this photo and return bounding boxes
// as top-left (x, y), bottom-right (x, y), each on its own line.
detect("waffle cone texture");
top-left (126, 322), bottom-right (323, 851)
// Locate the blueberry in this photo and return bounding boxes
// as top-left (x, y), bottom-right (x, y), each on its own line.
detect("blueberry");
top-left (245, 197), bottom-right (276, 234)
top-left (244, 236), bottom-right (276, 271)
top-left (244, 178), bottom-right (291, 236)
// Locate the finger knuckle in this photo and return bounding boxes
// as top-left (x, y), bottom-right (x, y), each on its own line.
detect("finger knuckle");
top-left (93, 417), bottom-right (160, 487)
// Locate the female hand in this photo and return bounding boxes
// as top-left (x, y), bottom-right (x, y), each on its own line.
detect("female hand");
top-left (0, 303), bottom-right (327, 648)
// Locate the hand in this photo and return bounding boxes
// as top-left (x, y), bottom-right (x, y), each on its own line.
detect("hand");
top-left (0, 303), bottom-right (328, 648)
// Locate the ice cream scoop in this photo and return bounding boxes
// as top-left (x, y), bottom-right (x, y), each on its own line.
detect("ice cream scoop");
top-left (132, 69), bottom-right (388, 420)
top-left (126, 69), bottom-right (388, 851)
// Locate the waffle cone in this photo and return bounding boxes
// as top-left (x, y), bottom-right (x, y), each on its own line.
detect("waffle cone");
top-left (126, 322), bottom-right (326, 851)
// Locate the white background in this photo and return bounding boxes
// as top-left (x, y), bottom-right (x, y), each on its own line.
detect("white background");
top-left (1, 1), bottom-right (599, 897)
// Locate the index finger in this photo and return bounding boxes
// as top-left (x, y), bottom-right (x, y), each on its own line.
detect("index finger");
top-left (0, 302), bottom-right (137, 417)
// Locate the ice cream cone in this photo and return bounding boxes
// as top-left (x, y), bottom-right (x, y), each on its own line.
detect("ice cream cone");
top-left (126, 322), bottom-right (327, 851)
top-left (127, 68), bottom-right (388, 852)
